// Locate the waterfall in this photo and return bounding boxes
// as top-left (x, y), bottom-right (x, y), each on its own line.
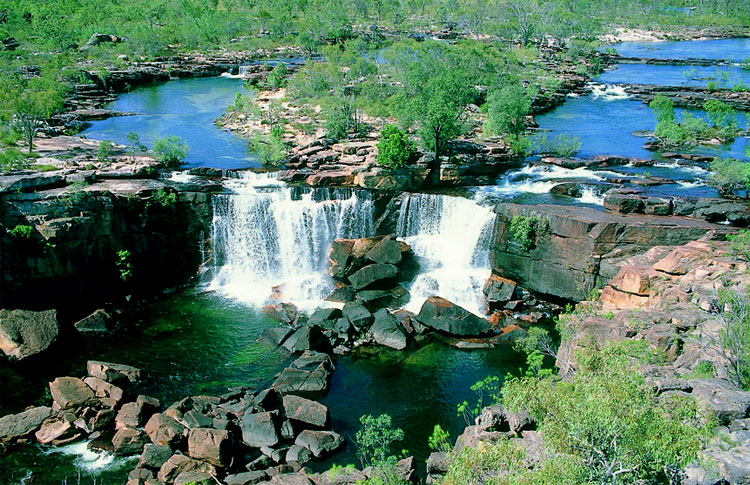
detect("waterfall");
top-left (210, 172), bottom-right (375, 312)
top-left (396, 193), bottom-right (496, 316)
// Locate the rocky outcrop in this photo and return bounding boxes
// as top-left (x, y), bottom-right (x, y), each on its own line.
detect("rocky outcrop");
top-left (0, 309), bottom-right (59, 359)
top-left (416, 296), bottom-right (494, 337)
top-left (490, 203), bottom-right (734, 301)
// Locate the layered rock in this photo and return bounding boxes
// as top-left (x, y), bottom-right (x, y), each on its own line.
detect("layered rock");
top-left (0, 309), bottom-right (59, 359)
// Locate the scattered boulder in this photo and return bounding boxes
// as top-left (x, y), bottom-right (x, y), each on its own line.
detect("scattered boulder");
top-left (0, 309), bottom-right (59, 360)
top-left (369, 309), bottom-right (407, 350)
top-left (49, 377), bottom-right (97, 410)
top-left (417, 297), bottom-right (493, 336)
top-left (187, 427), bottom-right (231, 466)
top-left (348, 263), bottom-right (399, 290)
top-left (74, 309), bottom-right (112, 333)
top-left (87, 361), bottom-right (142, 384)
top-left (342, 302), bottom-right (373, 329)
top-left (144, 413), bottom-right (186, 448)
top-left (158, 454), bottom-right (217, 483)
top-left (483, 275), bottom-right (517, 305)
top-left (0, 406), bottom-right (53, 444)
top-left (112, 426), bottom-right (148, 455)
top-left (241, 411), bottom-right (280, 448)
top-left (84, 376), bottom-right (124, 403)
top-left (139, 443), bottom-right (173, 470)
top-left (282, 395), bottom-right (329, 428)
top-left (294, 430), bottom-right (342, 457)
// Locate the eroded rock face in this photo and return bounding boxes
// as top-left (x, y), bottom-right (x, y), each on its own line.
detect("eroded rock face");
top-left (416, 296), bottom-right (493, 336)
top-left (0, 309), bottom-right (59, 360)
top-left (0, 407), bottom-right (53, 444)
top-left (187, 427), bottom-right (231, 466)
top-left (282, 395), bottom-right (329, 428)
top-left (49, 377), bottom-right (97, 410)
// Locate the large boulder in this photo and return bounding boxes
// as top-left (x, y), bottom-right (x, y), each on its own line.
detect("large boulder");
top-left (365, 237), bottom-right (405, 265)
top-left (139, 443), bottom-right (173, 470)
top-left (144, 413), bottom-right (186, 448)
top-left (74, 309), bottom-right (112, 333)
top-left (112, 426), bottom-right (148, 455)
top-left (158, 454), bottom-right (217, 483)
top-left (0, 406), bottom-right (53, 444)
top-left (187, 428), bottom-right (231, 466)
top-left (483, 275), bottom-right (517, 304)
top-left (282, 326), bottom-right (330, 354)
top-left (282, 395), bottom-right (329, 428)
top-left (87, 361), bottom-right (142, 384)
top-left (294, 430), bottom-right (343, 457)
top-left (348, 264), bottom-right (398, 290)
top-left (0, 309), bottom-right (58, 359)
top-left (35, 414), bottom-right (82, 446)
top-left (342, 302), bottom-right (373, 329)
top-left (370, 309), bottom-right (407, 350)
top-left (416, 297), bottom-right (493, 336)
top-left (49, 377), bottom-right (97, 409)
top-left (241, 411), bottom-right (280, 448)
top-left (691, 379), bottom-right (750, 425)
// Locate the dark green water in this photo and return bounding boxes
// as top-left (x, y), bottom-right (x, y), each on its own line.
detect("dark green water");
top-left (0, 290), bottom-right (522, 483)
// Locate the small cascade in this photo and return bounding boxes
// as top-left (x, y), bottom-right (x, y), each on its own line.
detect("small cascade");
top-left (210, 172), bottom-right (374, 312)
top-left (396, 193), bottom-right (496, 316)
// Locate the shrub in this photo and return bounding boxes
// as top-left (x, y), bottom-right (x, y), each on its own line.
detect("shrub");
top-left (8, 224), bottom-right (35, 238)
top-left (727, 230), bottom-right (750, 261)
top-left (266, 63), bottom-right (288, 90)
top-left (153, 136), bottom-right (189, 167)
top-left (710, 158), bottom-right (750, 198)
top-left (376, 124), bottom-right (414, 169)
top-left (509, 215), bottom-right (550, 251)
top-left (97, 139), bottom-right (113, 164)
top-left (427, 424), bottom-right (451, 452)
top-left (0, 148), bottom-right (28, 170)
top-left (325, 95), bottom-right (361, 141)
top-left (355, 414), bottom-right (408, 484)
top-left (116, 249), bottom-right (132, 282)
top-left (484, 84), bottom-right (531, 137)
top-left (712, 289), bottom-right (750, 390)
top-left (249, 125), bottom-right (286, 166)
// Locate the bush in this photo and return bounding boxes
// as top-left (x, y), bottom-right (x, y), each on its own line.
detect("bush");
top-left (249, 125), bottom-right (286, 166)
top-left (355, 414), bottom-right (405, 468)
top-left (0, 148), bottom-right (28, 170)
top-left (153, 136), bottom-right (189, 167)
top-left (8, 224), bottom-right (35, 238)
top-left (509, 215), bottom-right (550, 251)
top-left (727, 230), bottom-right (750, 261)
top-left (266, 63), bottom-right (288, 90)
top-left (710, 158), bottom-right (750, 198)
top-left (325, 96), bottom-right (361, 141)
top-left (712, 289), bottom-right (750, 390)
top-left (97, 139), bottom-right (113, 164)
top-left (484, 84), bottom-right (531, 137)
top-left (376, 124), bottom-right (414, 169)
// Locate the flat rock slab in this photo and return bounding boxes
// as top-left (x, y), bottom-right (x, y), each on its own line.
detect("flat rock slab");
top-left (0, 309), bottom-right (59, 360)
top-left (0, 406), bottom-right (53, 443)
top-left (417, 296), bottom-right (493, 337)
top-left (49, 377), bottom-right (97, 409)
top-left (282, 395), bottom-right (329, 428)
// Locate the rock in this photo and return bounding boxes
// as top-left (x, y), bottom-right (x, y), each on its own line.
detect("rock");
top-left (370, 309), bottom-right (407, 350)
top-left (294, 430), bottom-right (343, 457)
top-left (263, 327), bottom-right (294, 346)
top-left (263, 303), bottom-right (300, 325)
top-left (144, 413), bottom-right (186, 448)
top-left (365, 237), bottom-right (405, 265)
top-left (704, 444), bottom-right (750, 484)
top-left (329, 239), bottom-right (355, 280)
top-left (74, 309), bottom-right (112, 333)
top-left (157, 454), bottom-right (217, 483)
top-left (324, 286), bottom-right (356, 303)
top-left (175, 470), bottom-right (213, 485)
top-left (49, 377), bottom-right (97, 409)
top-left (282, 326), bottom-right (330, 354)
top-left (35, 414), bottom-right (82, 445)
top-left (282, 395), bottom-right (329, 428)
top-left (285, 444), bottom-right (312, 464)
top-left (307, 308), bottom-right (342, 329)
top-left (128, 467), bottom-right (154, 481)
top-left (691, 379), bottom-right (750, 425)
top-left (241, 411), bottom-right (280, 448)
top-left (89, 408), bottom-right (116, 431)
top-left (267, 474), bottom-right (313, 485)
top-left (112, 426), bottom-right (148, 455)
top-left (187, 427), bottom-right (231, 466)
top-left (0, 309), bottom-right (59, 360)
top-left (342, 302), bottom-right (373, 329)
top-left (416, 297), bottom-right (493, 336)
top-left (0, 406), bottom-right (53, 444)
top-left (224, 471), bottom-right (267, 485)
top-left (348, 264), bottom-right (399, 290)
top-left (272, 367), bottom-right (329, 394)
top-left (139, 443), bottom-right (173, 470)
top-left (483, 275), bottom-right (517, 304)
top-left (182, 410), bottom-right (213, 429)
top-left (116, 402), bottom-right (146, 430)
top-left (84, 376), bottom-right (124, 403)
top-left (426, 452), bottom-right (449, 475)
top-left (87, 360), bottom-right (142, 384)
top-left (80, 32), bottom-right (125, 50)
top-left (356, 286), bottom-right (410, 311)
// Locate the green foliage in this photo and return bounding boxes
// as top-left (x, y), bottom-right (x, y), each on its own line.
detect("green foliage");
top-left (116, 249), bottom-right (132, 282)
top-left (484, 84), bottom-right (531, 137)
top-left (266, 63), bottom-right (288, 90)
top-left (355, 414), bottom-right (405, 469)
top-left (376, 124), bottom-right (414, 169)
top-left (727, 230), bottom-right (750, 261)
top-left (148, 188), bottom-right (177, 208)
top-left (249, 125), bottom-right (286, 166)
top-left (427, 424), bottom-right (451, 453)
top-left (713, 289), bottom-right (750, 390)
top-left (4, 72), bottom-right (67, 153)
top-left (7, 224), bottom-right (35, 239)
top-left (515, 327), bottom-right (557, 378)
top-left (97, 139), bottom-right (113, 164)
top-left (228, 92), bottom-right (259, 116)
top-left (683, 361), bottom-right (716, 380)
top-left (0, 148), bottom-right (28, 171)
top-left (650, 95), bottom-right (740, 147)
top-left (153, 135), bottom-right (188, 167)
top-left (502, 342), bottom-right (713, 484)
top-left (710, 158), bottom-right (750, 198)
top-left (509, 215), bottom-right (550, 251)
top-left (457, 376), bottom-right (502, 426)
top-left (536, 133), bottom-right (582, 157)
top-left (325, 95), bottom-right (361, 141)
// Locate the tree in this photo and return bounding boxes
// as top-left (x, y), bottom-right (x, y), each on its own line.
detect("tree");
top-left (153, 135), bottom-right (189, 166)
top-left (710, 158), bottom-right (750, 198)
top-left (325, 94), bottom-right (361, 141)
top-left (12, 76), bottom-right (66, 154)
top-left (376, 124), bottom-right (414, 169)
top-left (484, 84), bottom-right (531, 137)
top-left (355, 413), bottom-right (408, 483)
top-left (266, 63), bottom-right (288, 90)
top-left (709, 289), bottom-right (750, 390)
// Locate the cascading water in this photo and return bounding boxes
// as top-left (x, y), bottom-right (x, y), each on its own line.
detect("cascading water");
top-left (396, 193), bottom-right (496, 316)
top-left (210, 172), bottom-right (374, 312)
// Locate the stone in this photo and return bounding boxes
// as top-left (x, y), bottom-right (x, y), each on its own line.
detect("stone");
top-left (285, 444), bottom-right (312, 464)
top-left (426, 452), bottom-right (449, 475)
top-left (267, 474), bottom-right (313, 485)
top-left (187, 428), bottom-right (231, 466)
top-left (0, 406), bottom-right (53, 444)
top-left (128, 467), bottom-right (154, 481)
top-left (348, 264), bottom-right (398, 290)
top-left (35, 414), bottom-right (82, 445)
top-left (263, 327), bottom-right (294, 346)
top-left (116, 402), bottom-right (146, 429)
top-left (157, 454), bottom-right (217, 483)
top-left (365, 236), bottom-right (404, 265)
top-left (89, 408), bottom-right (116, 431)
top-left (175, 471), bottom-right (213, 485)
top-left (224, 471), bottom-right (267, 485)
top-left (87, 361), bottom-right (142, 384)
top-left (282, 326), bottom-right (330, 354)
top-left (84, 376), bottom-right (124, 402)
top-left (272, 368), bottom-right (328, 394)
top-left (369, 309), bottom-right (407, 350)
top-left (139, 443), bottom-right (173, 470)
top-left (0, 309), bottom-right (59, 360)
top-left (307, 308), bottom-right (342, 329)
top-left (294, 430), bottom-right (343, 457)
top-left (608, 265), bottom-right (652, 295)
top-left (49, 377), bottom-right (97, 409)
top-left (691, 379), bottom-right (750, 425)
top-left (263, 303), bottom-right (300, 325)
top-left (241, 411), bottom-right (280, 448)
top-left (483, 275), bottom-right (517, 304)
top-left (112, 426), bottom-right (148, 455)
top-left (416, 297), bottom-right (493, 336)
top-left (329, 239), bottom-right (355, 280)
top-left (74, 309), bottom-right (112, 333)
top-left (182, 410), bottom-right (213, 429)
top-left (282, 395), bottom-right (329, 428)
top-left (342, 302), bottom-right (373, 329)
top-left (144, 413), bottom-right (186, 448)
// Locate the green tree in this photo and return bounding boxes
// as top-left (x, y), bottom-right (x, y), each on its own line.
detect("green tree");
top-left (710, 158), bottom-right (750, 198)
top-left (355, 414), bottom-right (405, 469)
top-left (11, 76), bottom-right (66, 153)
top-left (153, 135), bottom-right (188, 166)
top-left (484, 84), bottom-right (531, 137)
top-left (97, 139), bottom-right (113, 164)
top-left (376, 124), bottom-right (414, 169)
top-left (325, 94), bottom-right (361, 141)
top-left (709, 289), bottom-right (750, 390)
top-left (266, 62), bottom-right (288, 90)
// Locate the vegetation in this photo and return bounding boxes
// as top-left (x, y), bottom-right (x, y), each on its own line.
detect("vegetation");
top-left (0, 148), bottom-right (28, 170)
top-left (649, 95), bottom-right (741, 147)
top-left (115, 249), bottom-right (132, 282)
top-left (266, 63), bottom-right (288, 90)
top-left (710, 158), bottom-right (750, 198)
top-left (509, 214), bottom-right (550, 251)
top-left (484, 84), bottom-right (531, 138)
top-left (376, 125), bottom-right (415, 169)
top-left (152, 135), bottom-right (189, 167)
top-left (96, 139), bottom-right (113, 164)
top-left (355, 414), bottom-right (408, 484)
top-left (249, 125), bottom-right (287, 166)
top-left (427, 424), bottom-right (451, 453)
top-left (7, 224), bottom-right (35, 239)
top-left (727, 230), bottom-right (750, 261)
top-left (536, 133), bottom-right (582, 157)
top-left (709, 289), bottom-right (750, 390)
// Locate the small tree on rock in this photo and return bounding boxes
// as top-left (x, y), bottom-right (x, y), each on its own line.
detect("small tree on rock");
top-left (376, 124), bottom-right (414, 169)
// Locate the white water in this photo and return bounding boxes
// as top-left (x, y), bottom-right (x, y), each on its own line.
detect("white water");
top-left (577, 187), bottom-right (605, 205)
top-left (590, 83), bottom-right (630, 100)
top-left (43, 441), bottom-right (133, 473)
top-left (210, 172), bottom-right (375, 312)
top-left (396, 193), bottom-right (495, 316)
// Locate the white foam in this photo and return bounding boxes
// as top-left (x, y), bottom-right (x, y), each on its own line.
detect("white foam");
top-left (44, 441), bottom-right (131, 473)
top-left (577, 187), bottom-right (605, 205)
top-left (165, 171), bottom-right (196, 183)
top-left (590, 83), bottom-right (630, 100)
